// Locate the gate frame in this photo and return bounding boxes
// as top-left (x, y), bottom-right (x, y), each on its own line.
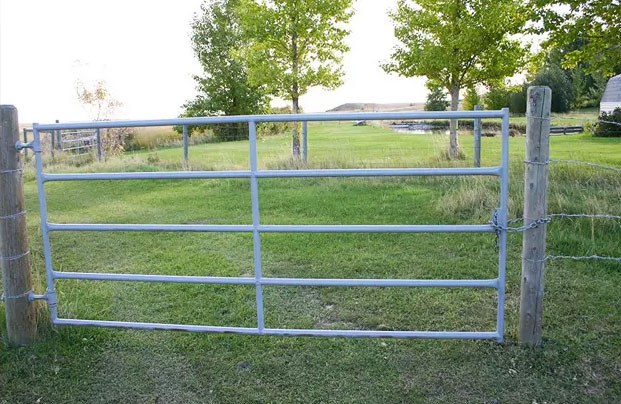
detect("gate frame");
top-left (29, 109), bottom-right (509, 341)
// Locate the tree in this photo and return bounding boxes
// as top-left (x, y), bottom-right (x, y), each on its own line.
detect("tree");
top-left (383, 0), bottom-right (528, 158)
top-left (462, 86), bottom-right (481, 111)
top-left (531, 42), bottom-right (608, 110)
top-left (181, 0), bottom-right (269, 141)
top-left (237, 0), bottom-right (353, 158)
top-left (424, 84), bottom-right (449, 111)
top-left (532, 0), bottom-right (621, 77)
top-left (75, 80), bottom-right (122, 121)
top-left (531, 66), bottom-right (573, 113)
top-left (75, 79), bottom-right (129, 154)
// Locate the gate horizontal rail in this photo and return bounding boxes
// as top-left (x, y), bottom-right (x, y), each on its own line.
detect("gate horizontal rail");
top-left (41, 166), bottom-right (501, 181)
top-left (30, 109), bottom-right (510, 342)
top-left (47, 223), bottom-right (495, 233)
top-left (53, 271), bottom-right (498, 288)
top-left (54, 318), bottom-right (499, 339)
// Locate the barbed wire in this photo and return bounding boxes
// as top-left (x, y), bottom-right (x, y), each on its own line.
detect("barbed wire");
top-left (523, 159), bottom-right (621, 172)
top-left (502, 213), bottom-right (621, 227)
top-left (547, 255), bottom-right (621, 263)
top-left (494, 213), bottom-right (621, 263)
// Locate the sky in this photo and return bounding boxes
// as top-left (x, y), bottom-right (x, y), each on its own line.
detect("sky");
top-left (0, 0), bottom-right (427, 123)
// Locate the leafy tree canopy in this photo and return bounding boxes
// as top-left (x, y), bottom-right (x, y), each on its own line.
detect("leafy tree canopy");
top-left (383, 0), bottom-right (528, 94)
top-left (181, 0), bottom-right (269, 139)
top-left (383, 0), bottom-right (528, 157)
top-left (531, 0), bottom-right (621, 77)
top-left (235, 0), bottom-right (353, 156)
top-left (236, 0), bottom-right (353, 102)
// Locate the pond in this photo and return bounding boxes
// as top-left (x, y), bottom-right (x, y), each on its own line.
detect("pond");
top-left (389, 123), bottom-right (475, 136)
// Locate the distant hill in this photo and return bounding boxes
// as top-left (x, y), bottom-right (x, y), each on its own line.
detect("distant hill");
top-left (327, 102), bottom-right (425, 113)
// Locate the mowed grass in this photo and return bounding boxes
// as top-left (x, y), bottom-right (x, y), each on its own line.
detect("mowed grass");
top-left (2, 122), bottom-right (620, 403)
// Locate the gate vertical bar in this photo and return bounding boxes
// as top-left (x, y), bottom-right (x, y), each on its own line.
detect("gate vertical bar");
top-left (496, 108), bottom-right (509, 342)
top-left (50, 130), bottom-right (55, 158)
top-left (182, 125), bottom-right (188, 168)
top-left (32, 126), bottom-right (58, 320)
top-left (302, 121), bottom-right (308, 163)
top-left (248, 120), bottom-right (264, 331)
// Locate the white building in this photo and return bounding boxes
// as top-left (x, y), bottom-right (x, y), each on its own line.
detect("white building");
top-left (600, 74), bottom-right (621, 114)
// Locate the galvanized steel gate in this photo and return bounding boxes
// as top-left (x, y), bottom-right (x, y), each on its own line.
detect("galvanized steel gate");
top-left (30, 109), bottom-right (510, 341)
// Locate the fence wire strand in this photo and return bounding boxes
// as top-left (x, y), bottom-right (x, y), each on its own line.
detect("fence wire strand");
top-left (523, 158), bottom-right (621, 172)
top-left (494, 212), bottom-right (621, 263)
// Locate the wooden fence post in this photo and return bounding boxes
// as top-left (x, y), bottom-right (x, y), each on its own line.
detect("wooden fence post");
top-left (519, 86), bottom-right (551, 347)
top-left (182, 125), bottom-right (189, 168)
top-left (302, 121), bottom-right (308, 163)
top-left (96, 128), bottom-right (102, 162)
top-left (55, 119), bottom-right (61, 151)
top-left (473, 104), bottom-right (481, 167)
top-left (0, 105), bottom-right (36, 345)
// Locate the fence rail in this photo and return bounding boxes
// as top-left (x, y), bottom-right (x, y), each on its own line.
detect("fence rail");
top-left (25, 109), bottom-right (511, 342)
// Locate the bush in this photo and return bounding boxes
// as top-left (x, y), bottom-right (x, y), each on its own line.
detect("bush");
top-left (483, 84), bottom-right (526, 113)
top-left (593, 108), bottom-right (621, 137)
top-left (462, 87), bottom-right (481, 111)
top-left (531, 65), bottom-right (573, 113)
top-left (483, 86), bottom-right (512, 110)
top-left (424, 86), bottom-right (449, 111)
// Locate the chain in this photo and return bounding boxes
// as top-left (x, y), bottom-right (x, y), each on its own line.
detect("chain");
top-left (490, 210), bottom-right (551, 233)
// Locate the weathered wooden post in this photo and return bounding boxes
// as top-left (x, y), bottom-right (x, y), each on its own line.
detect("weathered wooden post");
top-left (0, 105), bottom-right (37, 345)
top-left (55, 119), bottom-right (62, 151)
top-left (96, 128), bottom-right (102, 162)
top-left (519, 86), bottom-right (551, 347)
top-left (473, 105), bottom-right (481, 167)
top-left (22, 128), bottom-right (28, 160)
top-left (183, 125), bottom-right (189, 168)
top-left (302, 121), bottom-right (308, 163)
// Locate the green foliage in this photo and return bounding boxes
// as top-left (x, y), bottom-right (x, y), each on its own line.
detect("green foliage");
top-left (530, 44), bottom-right (607, 111)
top-left (532, 0), bottom-right (621, 77)
top-left (483, 84), bottom-right (527, 113)
top-left (462, 87), bottom-right (481, 111)
top-left (483, 85), bottom-right (512, 110)
top-left (531, 65), bottom-right (574, 113)
top-left (424, 85), bottom-right (449, 111)
top-left (236, 0), bottom-right (353, 104)
top-left (383, 0), bottom-right (528, 99)
top-left (594, 108), bottom-right (621, 138)
top-left (383, 0), bottom-right (528, 157)
top-left (508, 85), bottom-right (527, 114)
top-left (235, 0), bottom-right (353, 157)
top-left (179, 0), bottom-right (269, 140)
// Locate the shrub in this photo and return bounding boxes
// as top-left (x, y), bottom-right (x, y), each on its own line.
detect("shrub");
top-left (531, 65), bottom-right (573, 113)
top-left (462, 87), bottom-right (481, 111)
top-left (593, 108), bottom-right (621, 137)
top-left (424, 85), bottom-right (449, 111)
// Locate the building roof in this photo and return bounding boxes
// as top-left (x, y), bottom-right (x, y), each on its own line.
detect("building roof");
top-left (601, 74), bottom-right (621, 103)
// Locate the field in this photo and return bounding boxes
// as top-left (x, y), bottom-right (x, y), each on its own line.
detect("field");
top-left (2, 121), bottom-right (620, 403)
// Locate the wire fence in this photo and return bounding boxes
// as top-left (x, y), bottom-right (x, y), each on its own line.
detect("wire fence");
top-left (514, 127), bottom-right (621, 264)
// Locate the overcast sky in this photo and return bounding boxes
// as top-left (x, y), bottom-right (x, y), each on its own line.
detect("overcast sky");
top-left (1, 0), bottom-right (428, 123)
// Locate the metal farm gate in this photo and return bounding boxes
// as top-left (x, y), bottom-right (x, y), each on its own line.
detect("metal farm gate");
top-left (29, 109), bottom-right (510, 341)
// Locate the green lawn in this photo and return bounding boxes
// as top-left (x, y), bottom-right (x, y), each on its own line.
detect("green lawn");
top-left (2, 122), bottom-right (620, 403)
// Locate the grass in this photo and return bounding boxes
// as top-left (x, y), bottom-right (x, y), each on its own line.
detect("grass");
top-left (2, 121), bottom-right (620, 403)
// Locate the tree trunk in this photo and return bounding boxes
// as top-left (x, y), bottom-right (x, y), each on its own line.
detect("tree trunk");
top-left (449, 85), bottom-right (460, 159)
top-left (291, 19), bottom-right (301, 159)
top-left (292, 97), bottom-right (301, 158)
